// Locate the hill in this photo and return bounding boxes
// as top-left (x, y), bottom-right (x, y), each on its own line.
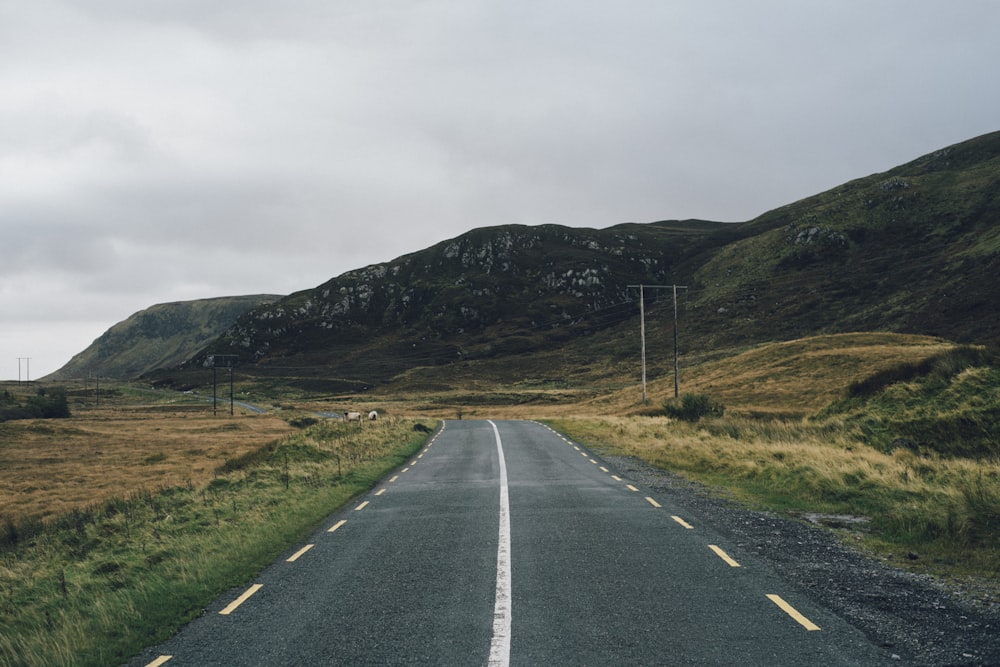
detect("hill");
top-left (44, 295), bottom-right (281, 381)
top-left (143, 131), bottom-right (999, 395)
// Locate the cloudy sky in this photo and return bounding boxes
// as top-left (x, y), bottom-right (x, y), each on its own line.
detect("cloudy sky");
top-left (2, 1), bottom-right (998, 379)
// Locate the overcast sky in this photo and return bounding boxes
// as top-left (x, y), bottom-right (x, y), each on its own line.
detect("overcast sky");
top-left (2, 1), bottom-right (998, 379)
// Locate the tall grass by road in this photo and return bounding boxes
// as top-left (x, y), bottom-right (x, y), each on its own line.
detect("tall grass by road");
top-left (551, 416), bottom-right (1000, 582)
top-left (0, 414), bottom-right (432, 667)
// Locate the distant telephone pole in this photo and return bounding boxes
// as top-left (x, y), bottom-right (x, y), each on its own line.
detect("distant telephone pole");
top-left (17, 357), bottom-right (30, 385)
top-left (627, 285), bottom-right (688, 401)
top-left (206, 355), bottom-right (238, 416)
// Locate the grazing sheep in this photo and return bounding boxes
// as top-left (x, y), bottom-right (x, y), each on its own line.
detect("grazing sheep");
top-left (368, 410), bottom-right (379, 421)
top-left (345, 411), bottom-right (362, 422)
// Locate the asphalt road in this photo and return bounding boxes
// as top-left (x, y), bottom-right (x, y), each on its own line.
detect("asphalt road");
top-left (128, 420), bottom-right (893, 666)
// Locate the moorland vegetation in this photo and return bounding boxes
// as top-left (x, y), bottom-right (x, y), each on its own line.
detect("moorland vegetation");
top-left (5, 131), bottom-right (1000, 665)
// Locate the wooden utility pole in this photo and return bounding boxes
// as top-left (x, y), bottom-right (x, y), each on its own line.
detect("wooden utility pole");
top-left (628, 284), bottom-right (688, 401)
top-left (639, 285), bottom-right (647, 402)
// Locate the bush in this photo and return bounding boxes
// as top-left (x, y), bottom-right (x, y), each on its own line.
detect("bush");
top-left (664, 393), bottom-right (725, 422)
top-left (0, 387), bottom-right (70, 421)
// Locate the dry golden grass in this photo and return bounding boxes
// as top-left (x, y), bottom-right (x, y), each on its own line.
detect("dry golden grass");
top-left (595, 332), bottom-right (956, 416)
top-left (551, 414), bottom-right (1000, 581)
top-left (336, 332), bottom-right (956, 422)
top-left (0, 405), bottom-right (295, 528)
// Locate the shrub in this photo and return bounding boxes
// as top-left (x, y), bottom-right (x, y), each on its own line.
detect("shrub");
top-left (664, 393), bottom-right (725, 422)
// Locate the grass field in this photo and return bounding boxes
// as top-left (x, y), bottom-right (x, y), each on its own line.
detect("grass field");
top-left (0, 391), bottom-right (434, 667)
top-left (2, 331), bottom-right (998, 664)
top-left (0, 406), bottom-right (295, 534)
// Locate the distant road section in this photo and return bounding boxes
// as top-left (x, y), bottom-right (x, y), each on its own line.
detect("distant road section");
top-left (130, 420), bottom-right (890, 666)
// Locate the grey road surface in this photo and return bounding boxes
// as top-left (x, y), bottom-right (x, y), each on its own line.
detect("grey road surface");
top-left (128, 419), bottom-right (892, 666)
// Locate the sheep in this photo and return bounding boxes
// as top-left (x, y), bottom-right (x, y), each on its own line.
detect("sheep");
top-left (368, 410), bottom-right (379, 421)
top-left (345, 411), bottom-right (362, 422)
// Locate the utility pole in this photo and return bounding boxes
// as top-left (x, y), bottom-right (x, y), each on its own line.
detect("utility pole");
top-left (672, 284), bottom-right (682, 399)
top-left (206, 355), bottom-right (238, 416)
top-left (628, 285), bottom-right (688, 401)
top-left (17, 358), bottom-right (30, 385)
top-left (639, 285), bottom-right (647, 402)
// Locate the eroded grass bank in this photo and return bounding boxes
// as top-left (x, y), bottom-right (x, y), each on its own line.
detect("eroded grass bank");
top-left (550, 416), bottom-right (1000, 585)
top-left (0, 416), bottom-right (433, 667)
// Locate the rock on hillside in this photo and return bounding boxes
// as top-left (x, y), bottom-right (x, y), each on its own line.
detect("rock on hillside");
top-left (156, 131), bottom-right (999, 389)
top-left (192, 221), bottom-right (726, 378)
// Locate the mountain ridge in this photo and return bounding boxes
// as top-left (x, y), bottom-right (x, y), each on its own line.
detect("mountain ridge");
top-left (56, 131), bottom-right (999, 391)
top-left (44, 295), bottom-right (281, 381)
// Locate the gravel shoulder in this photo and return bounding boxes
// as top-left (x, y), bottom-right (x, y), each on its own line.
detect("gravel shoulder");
top-left (602, 453), bottom-right (1000, 666)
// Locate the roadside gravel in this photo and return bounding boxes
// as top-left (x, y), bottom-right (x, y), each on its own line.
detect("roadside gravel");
top-left (602, 454), bottom-right (1000, 666)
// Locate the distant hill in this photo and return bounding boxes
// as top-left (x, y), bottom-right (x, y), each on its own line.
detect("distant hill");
top-left (141, 130), bottom-right (999, 393)
top-left (44, 295), bottom-right (281, 381)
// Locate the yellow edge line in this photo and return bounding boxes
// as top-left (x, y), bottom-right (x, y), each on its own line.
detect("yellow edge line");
top-left (671, 515), bottom-right (694, 529)
top-left (286, 544), bottom-right (314, 562)
top-left (767, 594), bottom-right (821, 631)
top-left (708, 544), bottom-right (741, 567)
top-left (219, 583), bottom-right (262, 616)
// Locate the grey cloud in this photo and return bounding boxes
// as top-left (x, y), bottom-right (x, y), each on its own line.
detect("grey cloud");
top-left (2, 0), bottom-right (999, 377)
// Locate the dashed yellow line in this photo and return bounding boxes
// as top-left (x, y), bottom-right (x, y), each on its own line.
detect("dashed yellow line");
top-left (327, 519), bottom-right (347, 533)
top-left (612, 475), bottom-right (622, 482)
top-left (671, 515), bottom-right (694, 529)
top-left (219, 584), bottom-right (262, 616)
top-left (145, 657), bottom-right (172, 667)
top-left (600, 467), bottom-right (609, 473)
top-left (375, 488), bottom-right (386, 496)
top-left (767, 594), bottom-right (821, 631)
top-left (708, 545), bottom-right (740, 567)
top-left (286, 544), bottom-right (314, 562)
top-left (355, 501), bottom-right (369, 511)
top-left (645, 497), bottom-right (662, 508)
top-left (389, 475), bottom-right (399, 483)
top-left (626, 484), bottom-right (639, 492)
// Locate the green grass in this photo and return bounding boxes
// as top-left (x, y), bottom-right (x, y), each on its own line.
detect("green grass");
top-left (822, 345), bottom-right (1000, 458)
top-left (0, 418), bottom-right (434, 667)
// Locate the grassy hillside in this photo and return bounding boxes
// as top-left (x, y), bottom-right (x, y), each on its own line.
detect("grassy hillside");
top-left (688, 131), bottom-right (1000, 349)
top-left (138, 132), bottom-right (1000, 398)
top-left (45, 295), bottom-right (280, 381)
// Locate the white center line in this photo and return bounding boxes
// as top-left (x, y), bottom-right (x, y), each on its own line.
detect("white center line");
top-left (487, 420), bottom-right (511, 667)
